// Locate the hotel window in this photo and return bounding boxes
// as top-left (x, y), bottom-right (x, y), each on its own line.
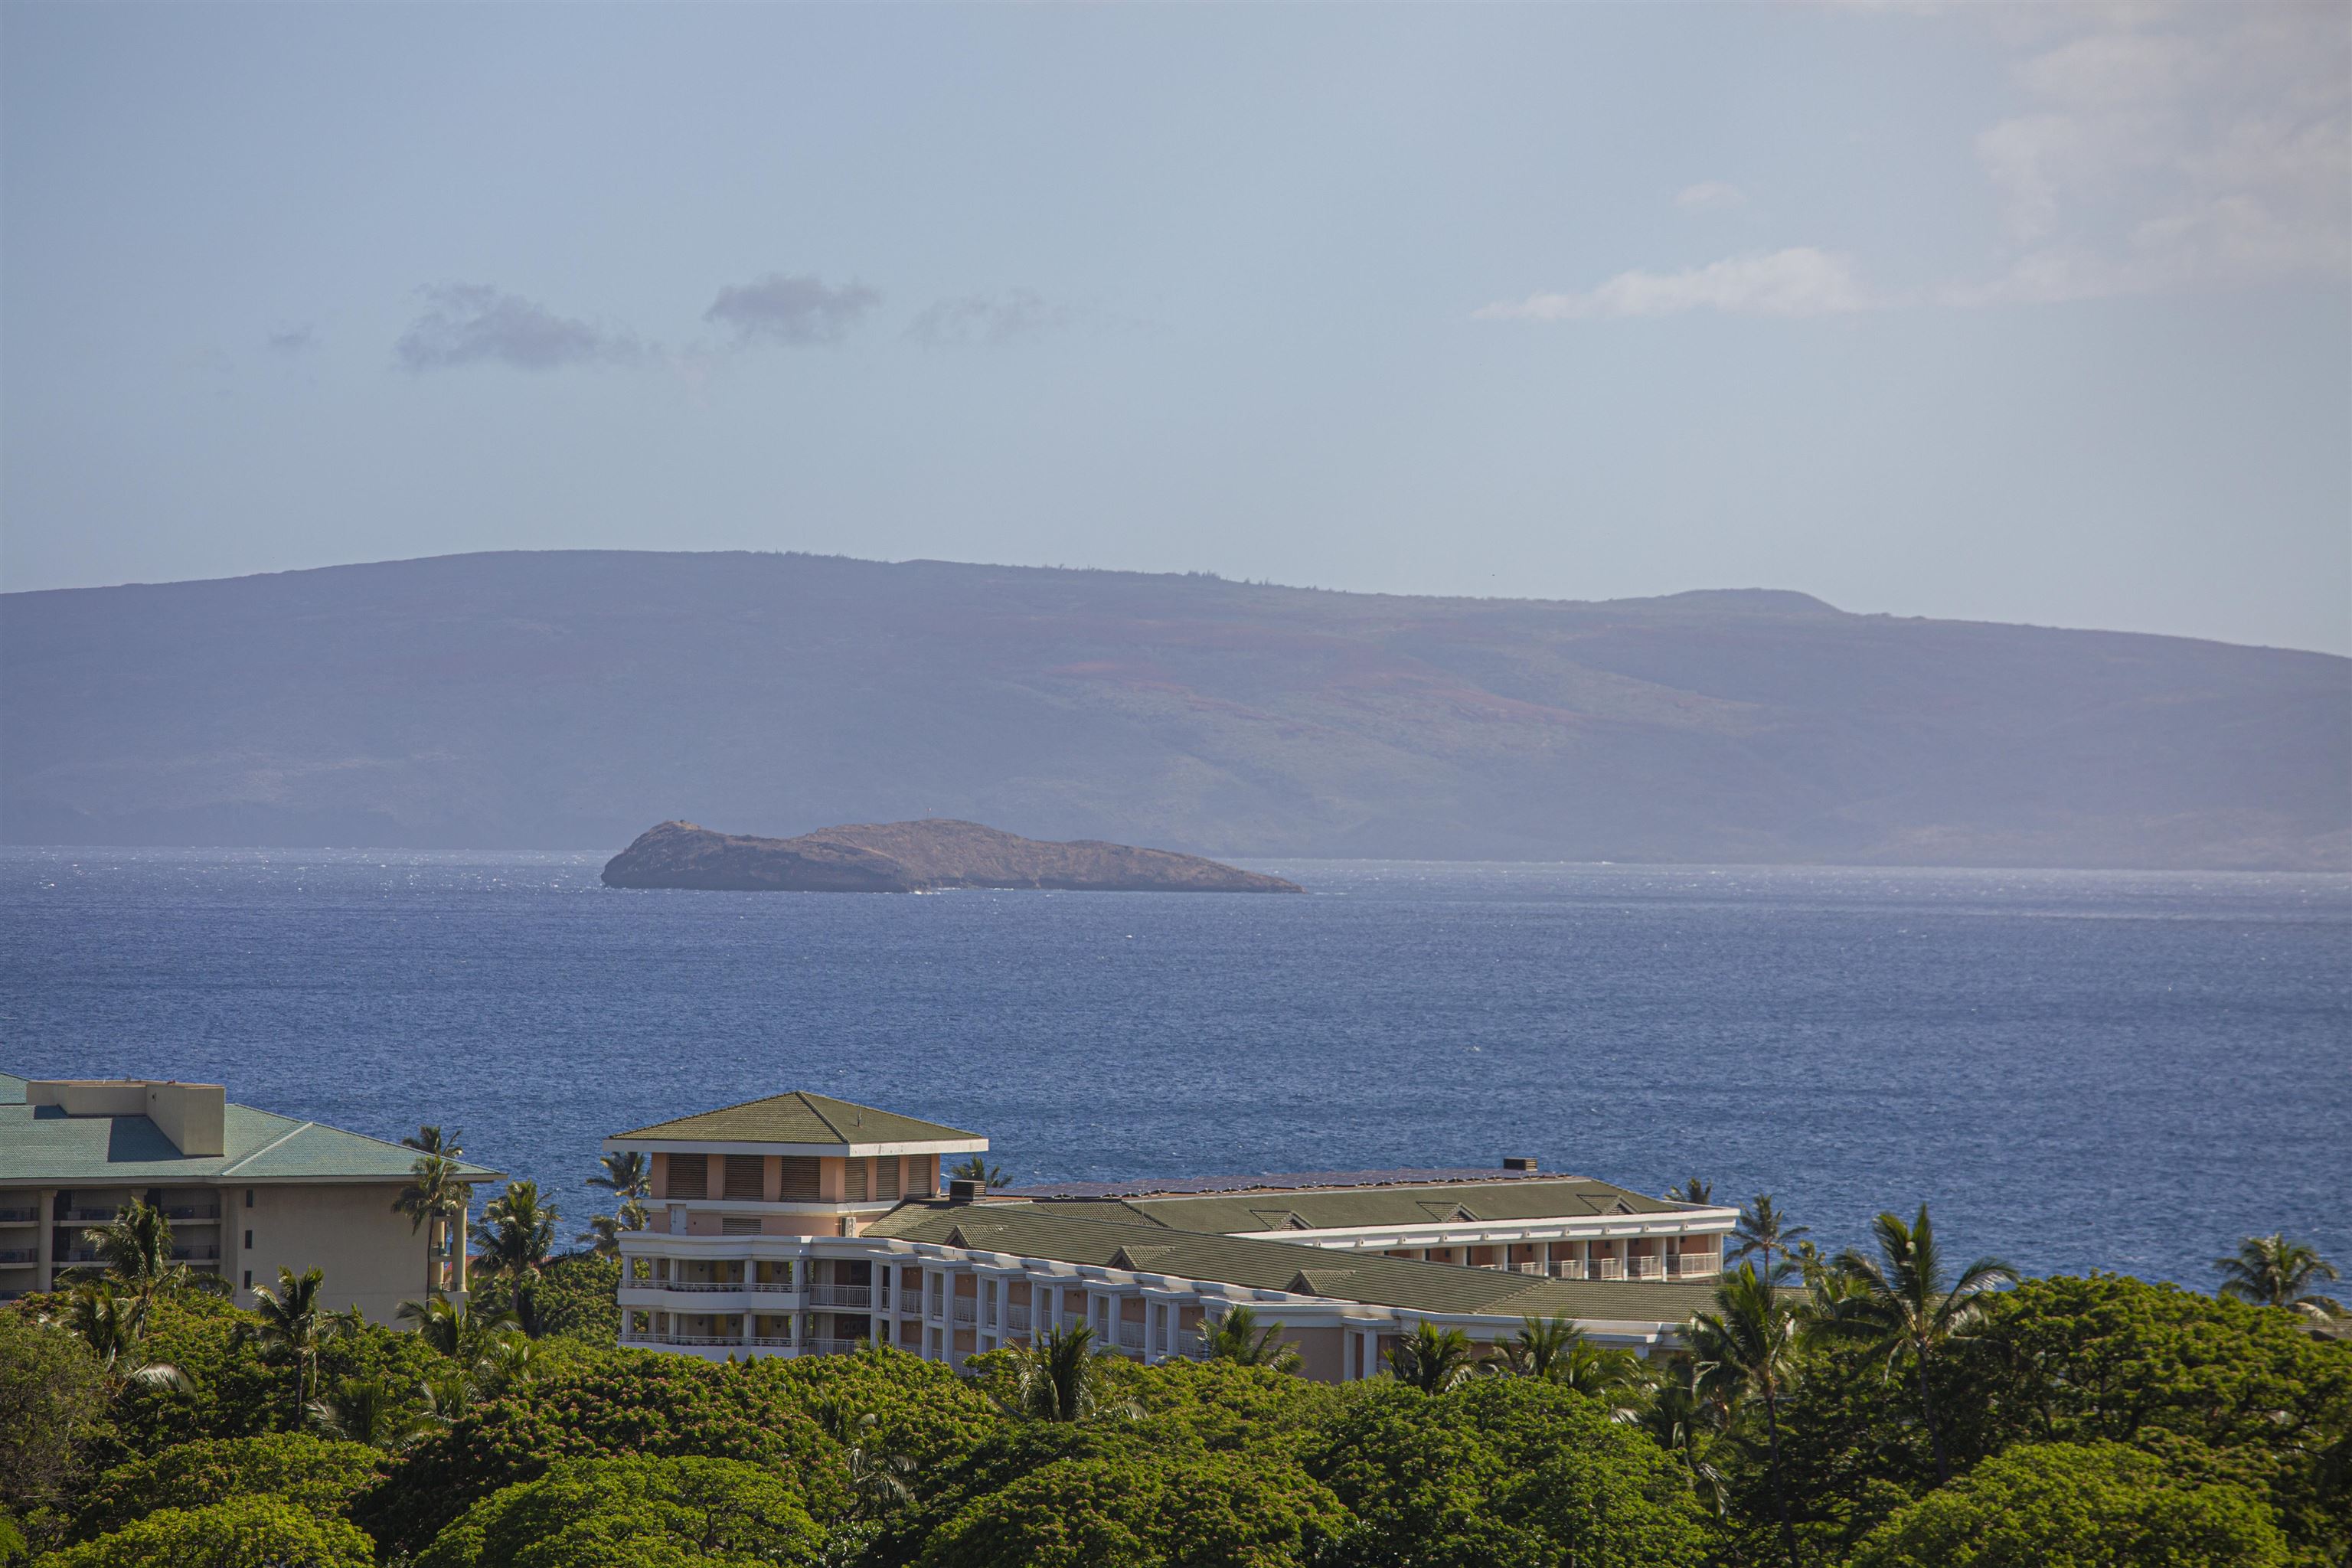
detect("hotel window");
top-left (844, 1160), bottom-right (869, 1202)
top-left (723, 1156), bottom-right (763, 1200)
top-left (243, 1230), bottom-right (253, 1249)
top-left (878, 1158), bottom-right (902, 1200)
top-left (242, 1269), bottom-right (252, 1289)
top-left (244, 1189), bottom-right (254, 1208)
top-left (779, 1158), bottom-right (820, 1200)
top-left (668, 1158), bottom-right (709, 1200)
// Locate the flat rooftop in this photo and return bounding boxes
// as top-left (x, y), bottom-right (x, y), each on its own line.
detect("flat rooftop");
top-left (1003, 1168), bottom-right (1595, 1200)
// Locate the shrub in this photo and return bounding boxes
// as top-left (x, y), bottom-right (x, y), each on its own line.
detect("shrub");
top-left (414, 1455), bottom-right (823, 1568)
top-left (30, 1494), bottom-right (374, 1568)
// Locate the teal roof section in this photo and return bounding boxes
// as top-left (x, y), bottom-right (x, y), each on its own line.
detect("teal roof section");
top-left (0, 1073), bottom-right (503, 1186)
top-left (864, 1200), bottom-right (1721, 1324)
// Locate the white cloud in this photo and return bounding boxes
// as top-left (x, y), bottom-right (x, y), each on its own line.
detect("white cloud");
top-left (1487, 5), bottom-right (2348, 325)
top-left (1674, 181), bottom-right (1748, 213)
top-left (1477, 248), bottom-right (1874, 321)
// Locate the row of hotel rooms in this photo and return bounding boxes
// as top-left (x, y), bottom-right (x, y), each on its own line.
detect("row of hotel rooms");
top-left (5, 1077), bottom-right (1732, 1380)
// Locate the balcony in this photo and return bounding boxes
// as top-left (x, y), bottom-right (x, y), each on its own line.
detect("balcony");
top-left (162, 1206), bottom-right (220, 1222)
top-left (1006, 1304), bottom-right (1032, 1331)
top-left (1513, 1262), bottom-right (1545, 1275)
top-left (802, 1337), bottom-right (861, 1357)
top-left (65, 1208), bottom-right (119, 1223)
top-left (1116, 1322), bottom-right (1145, 1351)
top-left (655, 1279), bottom-right (748, 1293)
top-left (625, 1333), bottom-right (744, 1348)
top-left (1594, 1258), bottom-right (1626, 1281)
top-left (0, 1209), bottom-right (38, 1224)
top-left (949, 1299), bottom-right (978, 1325)
top-left (1671, 1254), bottom-right (1720, 1279)
top-left (747, 1280), bottom-right (800, 1295)
top-left (1630, 1255), bottom-right (1664, 1280)
top-left (0, 1250), bottom-right (35, 1265)
top-left (809, 1284), bottom-right (871, 1309)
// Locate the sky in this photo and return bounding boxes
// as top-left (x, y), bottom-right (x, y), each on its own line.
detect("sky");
top-left (3, 2), bottom-right (2347, 654)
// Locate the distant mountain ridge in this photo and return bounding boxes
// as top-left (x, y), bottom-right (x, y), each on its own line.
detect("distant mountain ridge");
top-left (2, 550), bottom-right (2344, 869)
top-left (600, 818), bottom-right (1304, 893)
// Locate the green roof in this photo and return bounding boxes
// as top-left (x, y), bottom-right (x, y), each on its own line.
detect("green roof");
top-left (1080, 1178), bottom-right (1684, 1236)
top-left (0, 1073), bottom-right (502, 1186)
top-left (862, 1200), bottom-right (1720, 1324)
top-left (612, 1091), bottom-right (982, 1148)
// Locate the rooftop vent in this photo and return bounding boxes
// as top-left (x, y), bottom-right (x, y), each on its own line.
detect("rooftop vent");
top-left (1501, 1157), bottom-right (1538, 1173)
top-left (946, 1178), bottom-right (980, 1203)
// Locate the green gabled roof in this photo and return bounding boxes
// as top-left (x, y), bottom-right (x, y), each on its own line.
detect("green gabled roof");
top-left (612, 1091), bottom-right (982, 1148)
top-left (1039, 1178), bottom-right (1682, 1236)
top-left (0, 1073), bottom-right (501, 1186)
top-left (863, 1200), bottom-right (1720, 1324)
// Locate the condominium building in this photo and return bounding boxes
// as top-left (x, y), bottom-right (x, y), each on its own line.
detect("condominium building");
top-left (0, 1074), bottom-right (501, 1323)
top-left (612, 1091), bottom-right (1738, 1380)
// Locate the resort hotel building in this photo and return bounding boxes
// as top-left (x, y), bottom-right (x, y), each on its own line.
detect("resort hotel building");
top-left (0, 1073), bottom-right (501, 1323)
top-left (611, 1091), bottom-right (1738, 1381)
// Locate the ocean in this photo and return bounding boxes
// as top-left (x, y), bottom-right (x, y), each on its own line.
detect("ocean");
top-left (2, 848), bottom-right (2344, 1287)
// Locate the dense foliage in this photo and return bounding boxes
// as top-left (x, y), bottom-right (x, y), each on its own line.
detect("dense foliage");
top-left (3, 1207), bottom-right (2347, 1568)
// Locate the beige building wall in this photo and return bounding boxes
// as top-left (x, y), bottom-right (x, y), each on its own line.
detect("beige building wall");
top-left (237, 1181), bottom-right (435, 1325)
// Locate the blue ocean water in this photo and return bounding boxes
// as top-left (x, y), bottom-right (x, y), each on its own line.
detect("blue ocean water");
top-left (1, 848), bottom-right (2344, 1288)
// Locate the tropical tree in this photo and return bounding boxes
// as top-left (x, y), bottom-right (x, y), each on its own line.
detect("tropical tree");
top-left (1825, 1204), bottom-right (2017, 1483)
top-left (472, 1180), bottom-right (559, 1338)
top-left (1199, 1304), bottom-right (1303, 1371)
top-left (394, 1149), bottom-right (472, 1298)
top-left (1501, 1315), bottom-right (1582, 1380)
top-left (1729, 1194), bottom-right (1810, 1282)
top-left (1384, 1321), bottom-right (1477, 1393)
top-left (403, 1125), bottom-right (459, 1156)
top-left (1639, 1357), bottom-right (1730, 1516)
top-left (397, 1294), bottom-right (518, 1364)
top-left (309, 1374), bottom-right (434, 1450)
top-left (1689, 1263), bottom-right (1803, 1566)
top-left (51, 1281), bottom-right (192, 1394)
top-left (1664, 1178), bottom-right (1713, 1204)
top-left (949, 1155), bottom-right (1008, 1190)
top-left (241, 1265), bottom-right (340, 1423)
top-left (996, 1325), bottom-right (1127, 1423)
top-left (2216, 1233), bottom-right (2343, 1321)
top-left (576, 1197), bottom-right (649, 1259)
top-left (588, 1148), bottom-right (651, 1201)
top-left (811, 1398), bottom-right (918, 1518)
top-left (76, 1197), bottom-right (228, 1307)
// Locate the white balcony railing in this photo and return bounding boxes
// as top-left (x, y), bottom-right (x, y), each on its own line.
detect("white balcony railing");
top-left (803, 1337), bottom-right (861, 1357)
top-left (1595, 1258), bottom-right (1626, 1280)
top-left (809, 1285), bottom-right (871, 1308)
top-left (1631, 1255), bottom-right (1664, 1279)
top-left (1672, 1254), bottom-right (1720, 1278)
top-left (0, 1208), bottom-right (40, 1223)
top-left (1006, 1304), bottom-right (1031, 1331)
top-left (658, 1279), bottom-right (746, 1292)
top-left (950, 1299), bottom-right (978, 1325)
top-left (1116, 1322), bottom-right (1145, 1351)
top-left (747, 1280), bottom-right (801, 1294)
top-left (1514, 1262), bottom-right (1545, 1274)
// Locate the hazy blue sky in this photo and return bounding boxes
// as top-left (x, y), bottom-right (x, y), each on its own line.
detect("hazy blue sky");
top-left (4, 3), bottom-right (2347, 652)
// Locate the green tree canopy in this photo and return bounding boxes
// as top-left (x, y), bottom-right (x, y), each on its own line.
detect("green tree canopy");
top-left (72, 1433), bottom-right (384, 1539)
top-left (0, 1314), bottom-right (105, 1514)
top-left (30, 1494), bottom-right (374, 1568)
top-left (1848, 1440), bottom-right (2289, 1568)
top-left (413, 1455), bottom-right (824, 1568)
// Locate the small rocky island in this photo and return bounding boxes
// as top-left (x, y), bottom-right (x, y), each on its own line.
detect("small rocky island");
top-left (600, 819), bottom-right (1304, 894)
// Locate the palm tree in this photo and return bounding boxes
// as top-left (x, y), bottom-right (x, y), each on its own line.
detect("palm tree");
top-left (949, 1155), bottom-right (1008, 1191)
top-left (589, 1149), bottom-right (652, 1200)
top-left (1729, 1194), bottom-right (1810, 1282)
top-left (77, 1197), bottom-right (230, 1306)
top-left (393, 1152), bottom-right (472, 1298)
top-left (812, 1400), bottom-right (917, 1518)
top-left (1198, 1305), bottom-right (1302, 1371)
top-left (1501, 1315), bottom-right (1582, 1380)
top-left (1689, 1264), bottom-right (1803, 1567)
top-left (2216, 1234), bottom-right (2344, 1321)
top-left (309, 1374), bottom-right (432, 1449)
top-left (1664, 1178), bottom-right (1713, 1205)
top-left (472, 1180), bottom-right (559, 1338)
top-left (51, 1282), bottom-right (192, 1394)
top-left (397, 1294), bottom-right (519, 1364)
top-left (998, 1325), bottom-right (1125, 1423)
top-left (577, 1197), bottom-right (650, 1259)
top-left (243, 1266), bottom-right (338, 1424)
top-left (1827, 1204), bottom-right (2017, 1484)
top-left (403, 1125), bottom-right (460, 1156)
top-left (1385, 1321), bottom-right (1477, 1393)
top-left (1640, 1357), bottom-right (1730, 1517)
